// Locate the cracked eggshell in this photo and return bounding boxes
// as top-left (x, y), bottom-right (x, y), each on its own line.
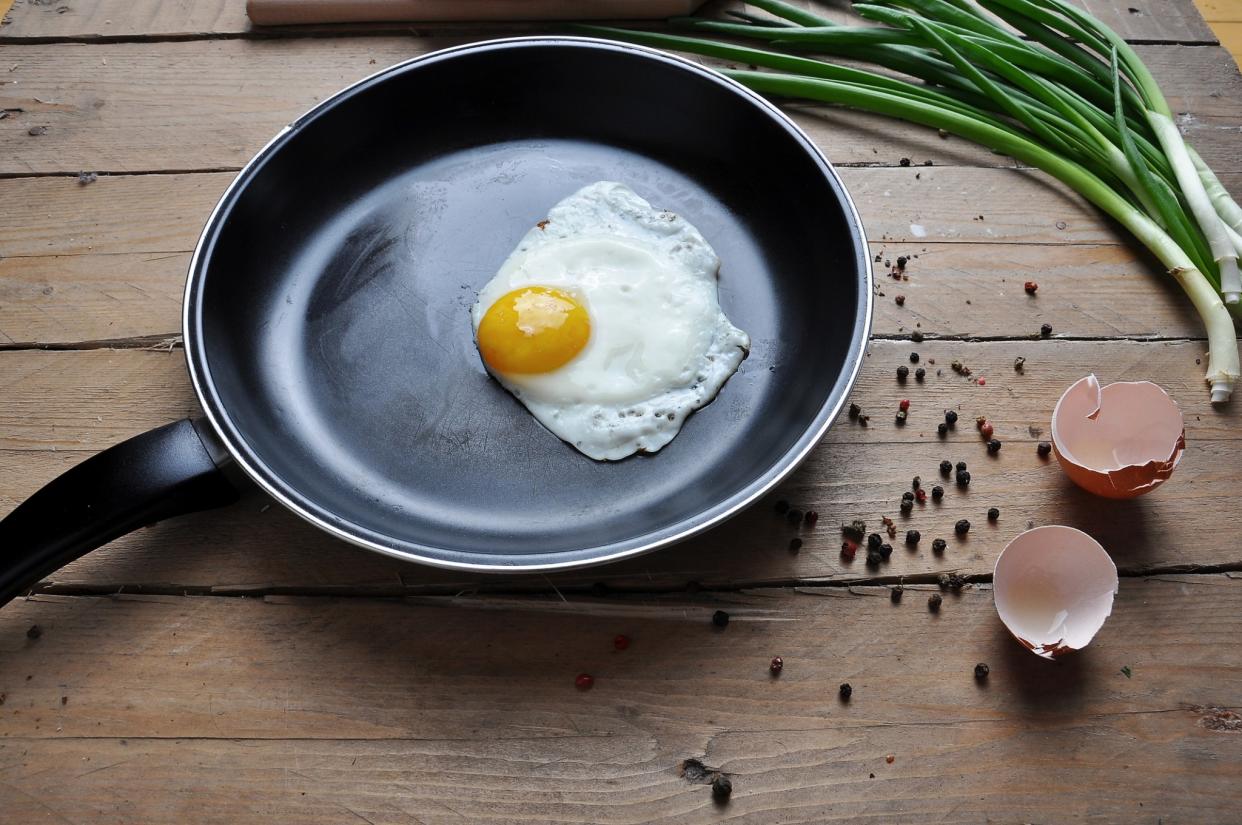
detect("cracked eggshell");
top-left (993, 525), bottom-right (1117, 659)
top-left (1050, 374), bottom-right (1185, 499)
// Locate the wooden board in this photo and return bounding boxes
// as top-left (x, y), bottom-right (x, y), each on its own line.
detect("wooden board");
top-left (1, 339), bottom-right (1236, 596)
top-left (1, 581), bottom-right (1240, 823)
top-left (2, 39), bottom-right (1240, 177)
top-left (0, 0), bottom-right (1219, 42)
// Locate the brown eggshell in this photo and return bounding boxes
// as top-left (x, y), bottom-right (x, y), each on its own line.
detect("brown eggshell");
top-left (1050, 375), bottom-right (1185, 499)
top-left (993, 525), bottom-right (1118, 659)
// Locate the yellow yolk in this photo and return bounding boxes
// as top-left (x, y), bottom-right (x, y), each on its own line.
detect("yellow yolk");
top-left (476, 286), bottom-right (591, 374)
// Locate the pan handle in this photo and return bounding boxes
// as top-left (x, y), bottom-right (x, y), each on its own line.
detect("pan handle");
top-left (0, 419), bottom-right (240, 607)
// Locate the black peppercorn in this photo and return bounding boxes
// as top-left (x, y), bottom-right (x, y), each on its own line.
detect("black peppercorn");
top-left (849, 403), bottom-right (861, 419)
top-left (955, 519), bottom-right (971, 535)
top-left (928, 593), bottom-right (942, 611)
top-left (1037, 441), bottom-right (1052, 457)
top-left (911, 330), bottom-right (924, 343)
top-left (879, 543), bottom-right (893, 559)
top-left (937, 422), bottom-right (948, 437)
top-left (956, 470), bottom-right (971, 487)
top-left (899, 499), bottom-right (913, 514)
top-left (909, 352), bottom-right (920, 363)
top-left (712, 774), bottom-right (733, 801)
top-left (912, 476), bottom-right (921, 490)
top-left (1040, 322), bottom-right (1053, 338)
top-left (945, 410), bottom-right (958, 426)
top-left (891, 585), bottom-right (903, 603)
top-left (956, 461), bottom-right (967, 472)
top-left (712, 610), bottom-right (729, 628)
top-left (26, 624), bottom-right (41, 640)
top-left (931, 538), bottom-right (947, 554)
top-left (915, 367), bottom-right (926, 382)
top-left (789, 537), bottom-right (803, 551)
top-left (839, 683), bottom-right (853, 701)
top-left (868, 533), bottom-right (883, 549)
top-left (987, 507), bottom-right (1000, 522)
top-left (939, 460), bottom-right (952, 476)
top-left (902, 491), bottom-right (915, 502)
top-left (987, 438), bottom-right (1002, 454)
top-left (866, 548), bottom-right (883, 567)
top-left (931, 485), bottom-right (944, 500)
top-left (905, 530), bottom-right (920, 545)
top-left (895, 409), bottom-right (907, 425)
top-left (770, 656), bottom-right (783, 675)
top-left (974, 662), bottom-right (990, 680)
top-left (774, 500), bottom-right (789, 514)
top-left (897, 365), bottom-right (910, 380)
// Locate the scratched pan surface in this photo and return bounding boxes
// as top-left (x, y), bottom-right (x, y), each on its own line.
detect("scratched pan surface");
top-left (186, 38), bottom-right (871, 571)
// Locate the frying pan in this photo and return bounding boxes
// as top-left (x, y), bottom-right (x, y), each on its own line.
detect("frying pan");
top-left (0, 37), bottom-right (871, 606)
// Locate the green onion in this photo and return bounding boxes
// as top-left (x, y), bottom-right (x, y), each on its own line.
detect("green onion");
top-left (576, 1), bottom-right (1241, 401)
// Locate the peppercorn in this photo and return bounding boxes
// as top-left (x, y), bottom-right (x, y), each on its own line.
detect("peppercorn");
top-left (614, 634), bottom-right (631, 651)
top-left (26, 624), bottom-right (42, 640)
top-left (897, 365), bottom-right (909, 380)
top-left (1024, 281), bottom-right (1038, 294)
top-left (977, 378), bottom-right (986, 386)
top-left (956, 471), bottom-right (970, 487)
top-left (939, 460), bottom-right (953, 476)
top-left (945, 410), bottom-right (958, 426)
top-left (928, 593), bottom-right (942, 612)
top-left (931, 485), bottom-right (944, 501)
top-left (897, 256), bottom-right (907, 269)
top-left (857, 414), bottom-right (870, 426)
top-left (711, 775), bottom-right (733, 801)
top-left (1040, 322), bottom-right (1053, 338)
top-left (879, 543), bottom-right (893, 559)
top-left (866, 548), bottom-right (883, 567)
top-left (886, 523), bottom-right (897, 538)
top-left (955, 519), bottom-right (970, 535)
top-left (909, 352), bottom-right (920, 363)
top-left (1013, 356), bottom-right (1026, 372)
top-left (868, 533), bottom-right (883, 549)
top-left (789, 537), bottom-right (803, 552)
top-left (987, 507), bottom-right (999, 522)
top-left (937, 422), bottom-right (948, 437)
top-left (915, 488), bottom-right (927, 504)
top-left (899, 399), bottom-right (910, 412)
top-left (1037, 441), bottom-right (1052, 457)
top-left (956, 461), bottom-right (967, 472)
top-left (975, 662), bottom-right (990, 680)
top-left (931, 538), bottom-right (947, 554)
top-left (899, 499), bottom-right (913, 515)
top-left (911, 330), bottom-right (924, 343)
top-left (774, 499), bottom-right (790, 514)
top-left (895, 294), bottom-right (906, 306)
top-left (905, 529), bottom-right (920, 545)
top-left (891, 585), bottom-right (903, 603)
top-left (975, 416), bottom-right (987, 430)
top-left (980, 421), bottom-right (994, 439)
top-left (576, 673), bottom-right (594, 689)
top-left (951, 359), bottom-right (963, 373)
top-left (841, 541), bottom-right (856, 560)
top-left (895, 410), bottom-right (907, 425)
top-left (849, 403), bottom-right (861, 419)
top-left (915, 367), bottom-right (926, 382)
top-left (987, 439), bottom-right (1002, 454)
top-left (839, 683), bottom-right (853, 701)
top-left (770, 656), bottom-right (783, 675)
top-left (804, 511), bottom-right (819, 527)
top-left (712, 610), bottom-right (729, 628)
top-left (902, 491), bottom-right (915, 502)
top-left (948, 573), bottom-right (967, 591)
top-left (938, 572), bottom-right (951, 589)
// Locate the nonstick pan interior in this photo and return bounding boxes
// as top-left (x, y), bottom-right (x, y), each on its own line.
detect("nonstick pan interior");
top-left (187, 38), bottom-right (870, 569)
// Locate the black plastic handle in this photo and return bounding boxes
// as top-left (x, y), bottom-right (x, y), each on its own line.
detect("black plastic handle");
top-left (0, 419), bottom-right (240, 606)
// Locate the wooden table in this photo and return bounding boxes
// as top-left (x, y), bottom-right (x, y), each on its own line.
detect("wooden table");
top-left (2, 1), bottom-right (1241, 821)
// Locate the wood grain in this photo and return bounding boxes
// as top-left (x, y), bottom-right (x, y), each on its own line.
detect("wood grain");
top-left (1, 581), bottom-right (1240, 823)
top-left (1, 339), bottom-right (1236, 595)
top-left (0, 0), bottom-right (1218, 42)
top-left (1, 39), bottom-right (1239, 176)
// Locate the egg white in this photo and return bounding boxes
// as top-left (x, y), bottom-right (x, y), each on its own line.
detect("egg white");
top-left (471, 181), bottom-right (750, 461)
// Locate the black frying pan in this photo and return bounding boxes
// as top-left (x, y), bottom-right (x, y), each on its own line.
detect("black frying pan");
top-left (0, 38), bottom-right (871, 605)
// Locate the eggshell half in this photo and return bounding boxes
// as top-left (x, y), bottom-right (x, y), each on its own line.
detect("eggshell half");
top-left (993, 525), bottom-right (1118, 659)
top-left (1050, 375), bottom-right (1185, 498)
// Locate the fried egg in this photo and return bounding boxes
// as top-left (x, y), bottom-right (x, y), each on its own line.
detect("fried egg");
top-left (471, 181), bottom-right (750, 461)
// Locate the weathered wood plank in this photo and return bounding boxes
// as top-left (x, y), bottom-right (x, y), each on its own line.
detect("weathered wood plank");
top-left (1, 39), bottom-right (1238, 176)
top-left (1, 339), bottom-right (1237, 594)
top-left (0, 0), bottom-right (1218, 42)
top-left (0, 582), bottom-right (1239, 823)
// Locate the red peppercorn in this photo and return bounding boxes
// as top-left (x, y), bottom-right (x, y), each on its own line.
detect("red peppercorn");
top-left (575, 673), bottom-right (594, 690)
top-left (804, 510), bottom-right (819, 527)
top-left (613, 635), bottom-right (630, 651)
top-left (915, 488), bottom-right (927, 504)
top-left (770, 656), bottom-right (783, 675)
top-left (899, 399), bottom-right (910, 412)
top-left (977, 378), bottom-right (986, 386)
top-left (1024, 281), bottom-right (1038, 294)
top-left (841, 541), bottom-right (857, 560)
top-left (980, 421), bottom-right (994, 439)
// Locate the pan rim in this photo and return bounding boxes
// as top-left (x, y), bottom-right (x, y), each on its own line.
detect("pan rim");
top-left (183, 35), bottom-right (873, 573)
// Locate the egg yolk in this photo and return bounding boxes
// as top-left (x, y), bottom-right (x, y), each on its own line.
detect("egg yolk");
top-left (477, 286), bottom-right (591, 374)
